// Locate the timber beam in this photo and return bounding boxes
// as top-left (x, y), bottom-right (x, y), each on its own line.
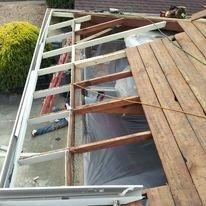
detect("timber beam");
top-left (76, 18), bottom-right (125, 36)
top-left (69, 131), bottom-right (152, 154)
top-left (74, 70), bottom-right (132, 88)
top-left (74, 96), bottom-right (140, 115)
top-left (103, 104), bottom-right (144, 115)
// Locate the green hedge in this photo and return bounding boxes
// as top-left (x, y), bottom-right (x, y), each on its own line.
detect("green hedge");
top-left (0, 21), bottom-right (39, 91)
top-left (46, 0), bottom-right (74, 9)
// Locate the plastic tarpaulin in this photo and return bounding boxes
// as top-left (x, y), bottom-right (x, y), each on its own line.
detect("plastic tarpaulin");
top-left (83, 32), bottom-right (166, 188)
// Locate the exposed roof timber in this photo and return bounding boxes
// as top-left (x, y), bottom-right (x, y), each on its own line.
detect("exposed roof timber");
top-left (77, 28), bottom-right (113, 43)
top-left (69, 131), bottom-right (152, 154)
top-left (191, 9), bottom-right (206, 21)
top-left (18, 130), bottom-right (151, 165)
top-left (73, 11), bottom-right (183, 32)
top-left (48, 15), bottom-right (91, 31)
top-left (102, 104), bottom-right (144, 115)
top-left (43, 21), bottom-right (166, 59)
top-left (75, 70), bottom-right (132, 88)
top-left (74, 96), bottom-right (140, 115)
top-left (76, 18), bottom-right (125, 35)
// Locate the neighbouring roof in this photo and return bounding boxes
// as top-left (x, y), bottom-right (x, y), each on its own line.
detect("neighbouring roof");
top-left (75, 0), bottom-right (205, 15)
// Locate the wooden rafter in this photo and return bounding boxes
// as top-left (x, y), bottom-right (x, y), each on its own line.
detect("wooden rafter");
top-left (74, 96), bottom-right (140, 115)
top-left (76, 18), bottom-right (125, 36)
top-left (191, 9), bottom-right (206, 21)
top-left (74, 70), bottom-right (132, 88)
top-left (103, 104), bottom-right (144, 115)
top-left (69, 131), bottom-right (152, 154)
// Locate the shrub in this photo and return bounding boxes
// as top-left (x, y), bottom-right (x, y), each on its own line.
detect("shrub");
top-left (46, 0), bottom-right (74, 9)
top-left (0, 21), bottom-right (39, 91)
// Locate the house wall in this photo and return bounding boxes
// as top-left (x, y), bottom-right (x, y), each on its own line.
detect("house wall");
top-left (75, 0), bottom-right (205, 15)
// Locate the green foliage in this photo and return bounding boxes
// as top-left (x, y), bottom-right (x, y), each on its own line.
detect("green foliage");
top-left (46, 0), bottom-right (74, 9)
top-left (0, 21), bottom-right (39, 91)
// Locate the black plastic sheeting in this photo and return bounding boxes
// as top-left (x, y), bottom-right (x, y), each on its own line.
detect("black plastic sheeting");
top-left (83, 33), bottom-right (167, 187)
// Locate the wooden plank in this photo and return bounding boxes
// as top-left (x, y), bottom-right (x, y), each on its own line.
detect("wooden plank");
top-left (160, 37), bottom-right (206, 150)
top-left (78, 28), bottom-right (113, 43)
top-left (76, 18), bottom-right (125, 36)
top-left (75, 70), bottom-right (132, 88)
top-left (193, 21), bottom-right (206, 38)
top-left (73, 23), bottom-right (85, 185)
top-left (126, 47), bottom-right (202, 206)
top-left (178, 21), bottom-right (206, 58)
top-left (145, 186), bottom-right (175, 206)
top-left (163, 40), bottom-right (206, 143)
top-left (66, 24), bottom-right (75, 186)
top-left (141, 41), bottom-right (206, 204)
top-left (191, 9), bottom-right (206, 21)
top-left (126, 202), bottom-right (143, 206)
top-left (74, 11), bottom-right (183, 32)
top-left (69, 131), bottom-right (152, 154)
top-left (174, 33), bottom-right (206, 81)
top-left (102, 104), bottom-right (144, 115)
top-left (74, 96), bottom-right (140, 115)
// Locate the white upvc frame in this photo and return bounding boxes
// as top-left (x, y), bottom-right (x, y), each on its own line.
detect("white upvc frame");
top-left (46, 32), bottom-right (72, 43)
top-left (43, 21), bottom-right (166, 58)
top-left (28, 110), bottom-right (70, 125)
top-left (0, 185), bottom-right (143, 206)
top-left (33, 84), bottom-right (70, 99)
top-left (0, 9), bottom-right (53, 188)
top-left (39, 49), bottom-right (126, 76)
top-left (48, 15), bottom-right (91, 31)
top-left (0, 8), bottom-right (167, 190)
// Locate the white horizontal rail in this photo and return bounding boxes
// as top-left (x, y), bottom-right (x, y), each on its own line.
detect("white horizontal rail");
top-left (43, 21), bottom-right (166, 59)
top-left (76, 49), bottom-right (126, 68)
top-left (38, 62), bottom-right (73, 76)
top-left (88, 86), bottom-right (116, 93)
top-left (28, 110), bottom-right (70, 125)
top-left (46, 32), bottom-right (72, 43)
top-left (18, 150), bottom-right (66, 165)
top-left (78, 28), bottom-right (113, 43)
top-left (33, 84), bottom-right (70, 99)
top-left (48, 15), bottom-right (91, 32)
top-left (0, 152), bottom-right (40, 158)
top-left (52, 11), bottom-right (74, 18)
top-left (42, 45), bottom-right (72, 59)
top-left (40, 50), bottom-right (126, 76)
